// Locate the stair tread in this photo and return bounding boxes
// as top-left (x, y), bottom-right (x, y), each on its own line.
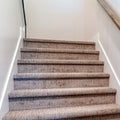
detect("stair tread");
top-left (9, 87), bottom-right (116, 98)
top-left (24, 38), bottom-right (95, 45)
top-left (3, 104), bottom-right (120, 120)
top-left (18, 59), bottom-right (104, 65)
top-left (21, 48), bottom-right (99, 54)
top-left (14, 73), bottom-right (110, 80)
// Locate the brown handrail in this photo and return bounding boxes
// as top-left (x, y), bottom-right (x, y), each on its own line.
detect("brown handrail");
top-left (97, 0), bottom-right (120, 30)
top-left (22, 0), bottom-right (27, 37)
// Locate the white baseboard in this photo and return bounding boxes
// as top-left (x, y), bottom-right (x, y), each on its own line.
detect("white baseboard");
top-left (0, 26), bottom-right (25, 120)
top-left (93, 33), bottom-right (120, 104)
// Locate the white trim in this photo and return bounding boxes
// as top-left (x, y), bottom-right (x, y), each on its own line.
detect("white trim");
top-left (93, 33), bottom-right (120, 104)
top-left (0, 27), bottom-right (24, 111)
top-left (97, 34), bottom-right (120, 87)
top-left (98, 35), bottom-right (120, 86)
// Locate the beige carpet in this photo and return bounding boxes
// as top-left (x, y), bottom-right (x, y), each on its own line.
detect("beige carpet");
top-left (3, 38), bottom-right (120, 120)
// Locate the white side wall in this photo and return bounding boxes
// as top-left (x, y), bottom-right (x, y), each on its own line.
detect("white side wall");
top-left (25, 0), bottom-right (98, 40)
top-left (97, 1), bottom-right (120, 81)
top-left (0, 0), bottom-right (24, 119)
top-left (96, 2), bottom-right (120, 103)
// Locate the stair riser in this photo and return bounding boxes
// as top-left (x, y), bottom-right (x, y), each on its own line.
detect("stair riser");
top-left (18, 64), bottom-right (104, 73)
top-left (9, 94), bottom-right (115, 111)
top-left (21, 52), bottom-right (99, 60)
top-left (58, 114), bottom-right (120, 120)
top-left (24, 42), bottom-right (95, 50)
top-left (14, 78), bottom-right (109, 90)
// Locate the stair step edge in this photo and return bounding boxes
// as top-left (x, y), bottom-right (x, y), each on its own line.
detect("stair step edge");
top-left (9, 87), bottom-right (116, 98)
top-left (24, 38), bottom-right (95, 45)
top-left (21, 48), bottom-right (99, 54)
top-left (18, 59), bottom-right (104, 65)
top-left (3, 104), bottom-right (120, 120)
top-left (14, 73), bottom-right (110, 80)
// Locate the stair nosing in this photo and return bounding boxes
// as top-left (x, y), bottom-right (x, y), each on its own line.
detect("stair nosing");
top-left (21, 48), bottom-right (99, 54)
top-left (14, 73), bottom-right (110, 80)
top-left (3, 104), bottom-right (120, 120)
top-left (24, 38), bottom-right (95, 45)
top-left (18, 59), bottom-right (104, 65)
top-left (9, 87), bottom-right (116, 98)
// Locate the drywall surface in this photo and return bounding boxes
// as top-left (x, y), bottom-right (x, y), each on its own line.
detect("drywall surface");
top-left (97, 1), bottom-right (120, 82)
top-left (96, 2), bottom-right (120, 103)
top-left (105, 0), bottom-right (120, 17)
top-left (24, 0), bottom-right (98, 40)
top-left (0, 0), bottom-right (24, 119)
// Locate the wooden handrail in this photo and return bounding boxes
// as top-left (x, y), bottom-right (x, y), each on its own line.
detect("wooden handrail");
top-left (97, 0), bottom-right (120, 30)
top-left (22, 0), bottom-right (27, 37)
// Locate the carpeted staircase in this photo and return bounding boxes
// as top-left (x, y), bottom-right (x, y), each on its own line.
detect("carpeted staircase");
top-left (3, 39), bottom-right (120, 120)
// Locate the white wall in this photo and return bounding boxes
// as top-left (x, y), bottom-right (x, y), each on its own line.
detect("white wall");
top-left (0, 0), bottom-right (24, 119)
top-left (25, 0), bottom-right (98, 40)
top-left (106, 0), bottom-right (120, 17)
top-left (95, 1), bottom-right (120, 103)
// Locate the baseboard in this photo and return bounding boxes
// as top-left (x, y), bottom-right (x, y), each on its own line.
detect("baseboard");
top-left (0, 27), bottom-right (25, 120)
top-left (93, 33), bottom-right (120, 104)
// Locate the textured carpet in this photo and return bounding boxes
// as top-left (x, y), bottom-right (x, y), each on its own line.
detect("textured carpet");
top-left (3, 38), bottom-right (120, 120)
